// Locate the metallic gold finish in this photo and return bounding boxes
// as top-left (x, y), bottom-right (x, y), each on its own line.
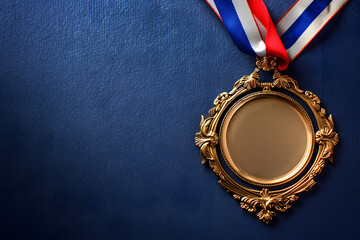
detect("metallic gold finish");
top-left (195, 56), bottom-right (339, 224)
top-left (220, 91), bottom-right (315, 186)
top-left (255, 55), bottom-right (277, 71)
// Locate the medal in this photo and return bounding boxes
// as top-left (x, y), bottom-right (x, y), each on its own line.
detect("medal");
top-left (195, 0), bottom-right (348, 223)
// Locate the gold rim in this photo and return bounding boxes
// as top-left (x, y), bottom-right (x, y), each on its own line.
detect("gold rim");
top-left (219, 91), bottom-right (315, 186)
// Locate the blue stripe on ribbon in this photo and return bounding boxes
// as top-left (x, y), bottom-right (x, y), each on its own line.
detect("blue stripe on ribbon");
top-left (281, 0), bottom-right (333, 49)
top-left (214, 0), bottom-right (256, 55)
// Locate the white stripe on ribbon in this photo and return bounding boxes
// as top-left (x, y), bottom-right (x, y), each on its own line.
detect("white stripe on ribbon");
top-left (283, 0), bottom-right (349, 60)
top-left (232, 0), bottom-right (266, 56)
top-left (276, 0), bottom-right (314, 37)
top-left (206, 0), bottom-right (220, 16)
top-left (255, 16), bottom-right (267, 41)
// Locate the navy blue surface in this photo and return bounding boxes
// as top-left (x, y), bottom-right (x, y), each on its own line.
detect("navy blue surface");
top-left (0, 1), bottom-right (359, 239)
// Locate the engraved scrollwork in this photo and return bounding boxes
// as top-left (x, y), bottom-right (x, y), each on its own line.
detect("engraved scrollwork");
top-left (238, 189), bottom-right (298, 224)
top-left (305, 91), bottom-right (321, 111)
top-left (195, 115), bottom-right (218, 165)
top-left (256, 56), bottom-right (277, 71)
top-left (195, 56), bottom-right (339, 223)
top-left (230, 68), bottom-right (260, 94)
top-left (195, 114), bottom-right (225, 179)
top-left (315, 114), bottom-right (339, 164)
top-left (240, 188), bottom-right (297, 223)
top-left (272, 70), bottom-right (304, 93)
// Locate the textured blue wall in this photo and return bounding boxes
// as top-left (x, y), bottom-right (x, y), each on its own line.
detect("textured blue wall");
top-left (0, 1), bottom-right (359, 239)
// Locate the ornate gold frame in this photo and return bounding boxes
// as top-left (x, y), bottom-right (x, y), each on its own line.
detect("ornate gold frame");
top-left (195, 56), bottom-right (339, 223)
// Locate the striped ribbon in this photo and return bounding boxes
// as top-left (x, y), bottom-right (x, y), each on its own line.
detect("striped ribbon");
top-left (205, 0), bottom-right (349, 70)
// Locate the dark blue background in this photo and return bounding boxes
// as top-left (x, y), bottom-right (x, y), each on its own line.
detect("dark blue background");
top-left (0, 1), bottom-right (359, 239)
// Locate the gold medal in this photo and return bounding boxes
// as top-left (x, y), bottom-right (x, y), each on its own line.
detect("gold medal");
top-left (195, 56), bottom-right (339, 223)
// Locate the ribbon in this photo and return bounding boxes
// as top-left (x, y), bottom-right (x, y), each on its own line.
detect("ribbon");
top-left (205, 0), bottom-right (349, 70)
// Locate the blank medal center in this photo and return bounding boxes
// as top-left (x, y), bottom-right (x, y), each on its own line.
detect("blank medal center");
top-left (226, 97), bottom-right (308, 181)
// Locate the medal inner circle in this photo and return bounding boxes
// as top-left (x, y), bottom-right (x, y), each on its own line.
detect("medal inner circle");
top-left (220, 92), bottom-right (314, 186)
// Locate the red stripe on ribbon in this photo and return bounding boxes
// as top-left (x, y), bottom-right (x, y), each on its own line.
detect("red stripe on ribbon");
top-left (246, 0), bottom-right (289, 70)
